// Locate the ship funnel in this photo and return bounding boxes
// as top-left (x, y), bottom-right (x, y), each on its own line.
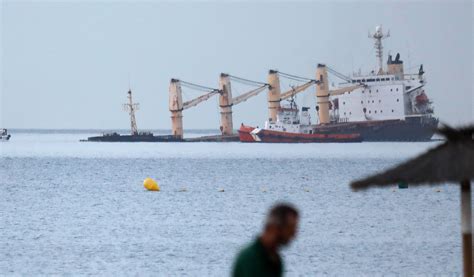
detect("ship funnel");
top-left (387, 52), bottom-right (404, 80)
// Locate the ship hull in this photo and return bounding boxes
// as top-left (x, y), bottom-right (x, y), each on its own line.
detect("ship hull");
top-left (238, 125), bottom-right (361, 143)
top-left (239, 116), bottom-right (438, 143)
top-left (85, 134), bottom-right (183, 142)
top-left (313, 116), bottom-right (438, 142)
top-left (238, 125), bottom-right (257, 142)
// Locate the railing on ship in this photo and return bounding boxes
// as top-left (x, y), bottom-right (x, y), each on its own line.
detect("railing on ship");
top-left (338, 73), bottom-right (424, 85)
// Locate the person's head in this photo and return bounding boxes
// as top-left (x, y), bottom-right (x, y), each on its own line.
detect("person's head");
top-left (263, 203), bottom-right (299, 247)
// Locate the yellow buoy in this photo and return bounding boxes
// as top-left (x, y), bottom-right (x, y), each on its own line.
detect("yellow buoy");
top-left (143, 177), bottom-right (160, 191)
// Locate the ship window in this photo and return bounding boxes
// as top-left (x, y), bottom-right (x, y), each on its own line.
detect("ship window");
top-left (392, 109), bottom-right (394, 112)
top-left (390, 89), bottom-right (393, 92)
top-left (379, 100), bottom-right (381, 103)
top-left (376, 78), bottom-right (380, 81)
top-left (369, 110), bottom-right (371, 114)
top-left (375, 110), bottom-right (377, 114)
top-left (372, 100), bottom-right (374, 103)
top-left (380, 110), bottom-right (383, 113)
top-left (406, 86), bottom-right (411, 90)
top-left (397, 98), bottom-right (399, 102)
top-left (361, 100), bottom-right (363, 104)
top-left (344, 112), bottom-right (346, 115)
top-left (343, 101), bottom-right (345, 105)
top-left (376, 89), bottom-right (379, 92)
top-left (369, 90), bottom-right (371, 93)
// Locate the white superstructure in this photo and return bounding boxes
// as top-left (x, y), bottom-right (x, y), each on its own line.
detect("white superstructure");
top-left (264, 100), bottom-right (313, 134)
top-left (327, 26), bottom-right (434, 124)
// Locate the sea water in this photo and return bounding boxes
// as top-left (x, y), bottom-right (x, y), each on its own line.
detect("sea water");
top-left (0, 130), bottom-right (463, 275)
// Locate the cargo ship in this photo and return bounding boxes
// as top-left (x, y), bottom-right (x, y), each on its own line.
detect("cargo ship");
top-left (239, 26), bottom-right (438, 142)
top-left (84, 90), bottom-right (182, 142)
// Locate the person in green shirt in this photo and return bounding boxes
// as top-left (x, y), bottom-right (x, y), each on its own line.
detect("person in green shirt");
top-left (232, 203), bottom-right (299, 277)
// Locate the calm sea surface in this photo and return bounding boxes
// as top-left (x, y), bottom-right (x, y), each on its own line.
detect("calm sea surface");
top-left (0, 130), bottom-right (464, 276)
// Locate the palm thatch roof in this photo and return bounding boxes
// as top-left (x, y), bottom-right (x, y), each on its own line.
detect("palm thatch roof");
top-left (351, 125), bottom-right (474, 191)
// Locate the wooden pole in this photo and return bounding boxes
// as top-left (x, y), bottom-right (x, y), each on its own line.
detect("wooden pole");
top-left (461, 180), bottom-right (472, 277)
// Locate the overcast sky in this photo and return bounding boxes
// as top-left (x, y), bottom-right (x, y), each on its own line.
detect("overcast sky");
top-left (1, 0), bottom-right (472, 130)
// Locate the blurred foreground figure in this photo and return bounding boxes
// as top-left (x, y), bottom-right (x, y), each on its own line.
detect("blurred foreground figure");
top-left (232, 203), bottom-right (299, 277)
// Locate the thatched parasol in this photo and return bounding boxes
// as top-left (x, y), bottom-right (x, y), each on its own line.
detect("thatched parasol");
top-left (351, 125), bottom-right (473, 276)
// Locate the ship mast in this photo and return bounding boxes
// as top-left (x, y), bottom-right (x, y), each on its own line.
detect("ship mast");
top-left (369, 25), bottom-right (390, 75)
top-left (123, 89), bottom-right (139, 135)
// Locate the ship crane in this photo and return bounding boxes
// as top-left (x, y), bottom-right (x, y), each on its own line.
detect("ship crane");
top-left (169, 78), bottom-right (221, 139)
top-left (280, 80), bottom-right (316, 100)
top-left (316, 64), bottom-right (366, 124)
top-left (267, 70), bottom-right (318, 123)
top-left (218, 74), bottom-right (270, 135)
top-left (123, 89), bottom-right (139, 135)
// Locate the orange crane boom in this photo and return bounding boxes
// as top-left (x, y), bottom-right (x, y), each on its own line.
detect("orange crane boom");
top-left (183, 89), bottom-right (221, 110)
top-left (280, 80), bottom-right (316, 100)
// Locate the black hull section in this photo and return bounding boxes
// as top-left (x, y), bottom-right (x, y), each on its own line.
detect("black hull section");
top-left (85, 134), bottom-right (183, 142)
top-left (313, 116), bottom-right (439, 142)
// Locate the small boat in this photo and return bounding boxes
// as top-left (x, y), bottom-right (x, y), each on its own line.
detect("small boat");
top-left (1, 129), bottom-right (11, 141)
top-left (238, 100), bottom-right (362, 143)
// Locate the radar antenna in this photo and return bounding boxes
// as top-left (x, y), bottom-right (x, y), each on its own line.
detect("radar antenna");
top-left (123, 89), bottom-right (139, 135)
top-left (368, 25), bottom-right (390, 74)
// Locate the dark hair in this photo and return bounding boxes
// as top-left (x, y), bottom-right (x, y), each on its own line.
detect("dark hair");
top-left (266, 203), bottom-right (299, 227)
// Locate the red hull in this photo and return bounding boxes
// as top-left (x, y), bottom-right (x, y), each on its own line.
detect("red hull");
top-left (238, 125), bottom-right (257, 143)
top-left (238, 125), bottom-right (361, 143)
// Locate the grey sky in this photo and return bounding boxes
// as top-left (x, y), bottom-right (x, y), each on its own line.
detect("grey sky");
top-left (1, 1), bottom-right (472, 129)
